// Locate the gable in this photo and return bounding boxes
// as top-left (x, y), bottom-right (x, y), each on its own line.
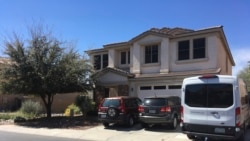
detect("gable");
top-left (97, 71), bottom-right (129, 85)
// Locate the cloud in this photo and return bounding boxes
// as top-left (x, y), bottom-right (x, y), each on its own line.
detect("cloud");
top-left (231, 47), bottom-right (250, 75)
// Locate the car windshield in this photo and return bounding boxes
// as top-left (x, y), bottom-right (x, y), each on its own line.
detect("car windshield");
top-left (143, 98), bottom-right (166, 106)
top-left (102, 99), bottom-right (120, 107)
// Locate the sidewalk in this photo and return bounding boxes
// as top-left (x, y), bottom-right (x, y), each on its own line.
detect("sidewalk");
top-left (0, 124), bottom-right (190, 141)
top-left (0, 124), bottom-right (126, 141)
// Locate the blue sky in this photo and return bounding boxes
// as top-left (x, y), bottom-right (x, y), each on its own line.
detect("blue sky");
top-left (0, 0), bottom-right (250, 75)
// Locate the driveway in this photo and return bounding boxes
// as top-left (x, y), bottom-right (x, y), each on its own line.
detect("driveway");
top-left (1, 123), bottom-right (250, 141)
top-left (103, 124), bottom-right (189, 141)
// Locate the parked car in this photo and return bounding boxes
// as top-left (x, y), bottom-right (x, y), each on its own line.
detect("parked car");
top-left (181, 75), bottom-right (250, 141)
top-left (98, 96), bottom-right (142, 127)
top-left (138, 96), bottom-right (181, 129)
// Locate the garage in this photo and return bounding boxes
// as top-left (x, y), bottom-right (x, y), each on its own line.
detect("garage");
top-left (137, 84), bottom-right (182, 100)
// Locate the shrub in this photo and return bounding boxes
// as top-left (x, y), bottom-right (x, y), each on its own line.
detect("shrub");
top-left (0, 113), bottom-right (16, 120)
top-left (75, 95), bottom-right (94, 116)
top-left (64, 104), bottom-right (81, 116)
top-left (19, 100), bottom-right (42, 117)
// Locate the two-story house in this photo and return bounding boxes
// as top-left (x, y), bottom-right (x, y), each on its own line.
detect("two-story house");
top-left (85, 26), bottom-right (235, 101)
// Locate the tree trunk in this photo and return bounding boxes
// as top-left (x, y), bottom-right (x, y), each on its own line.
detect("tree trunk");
top-left (46, 103), bottom-right (52, 118)
top-left (40, 93), bottom-right (54, 118)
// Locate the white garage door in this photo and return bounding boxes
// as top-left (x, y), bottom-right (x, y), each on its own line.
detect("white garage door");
top-left (137, 85), bottom-right (181, 100)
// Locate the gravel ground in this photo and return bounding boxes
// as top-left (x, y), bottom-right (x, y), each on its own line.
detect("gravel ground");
top-left (0, 116), bottom-right (100, 130)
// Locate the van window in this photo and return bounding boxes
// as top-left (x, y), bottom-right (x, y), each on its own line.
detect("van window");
top-left (185, 84), bottom-right (233, 108)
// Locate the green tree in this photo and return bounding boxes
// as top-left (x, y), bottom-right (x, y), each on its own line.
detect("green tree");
top-left (237, 64), bottom-right (250, 93)
top-left (0, 24), bottom-right (93, 118)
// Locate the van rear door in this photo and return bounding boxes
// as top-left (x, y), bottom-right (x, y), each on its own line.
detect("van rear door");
top-left (183, 78), bottom-right (208, 124)
top-left (183, 76), bottom-right (235, 127)
top-left (206, 78), bottom-right (235, 127)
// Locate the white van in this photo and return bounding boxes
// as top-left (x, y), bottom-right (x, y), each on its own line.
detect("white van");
top-left (180, 75), bottom-right (250, 141)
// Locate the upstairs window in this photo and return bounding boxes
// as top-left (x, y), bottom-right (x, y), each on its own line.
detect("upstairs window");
top-left (121, 52), bottom-right (126, 64)
top-left (193, 38), bottom-right (205, 59)
top-left (178, 38), bottom-right (206, 61)
top-left (94, 54), bottom-right (108, 70)
top-left (145, 45), bottom-right (158, 64)
top-left (120, 51), bottom-right (130, 65)
top-left (178, 40), bottom-right (190, 60)
top-left (128, 51), bottom-right (130, 64)
top-left (94, 55), bottom-right (101, 70)
top-left (102, 54), bottom-right (108, 68)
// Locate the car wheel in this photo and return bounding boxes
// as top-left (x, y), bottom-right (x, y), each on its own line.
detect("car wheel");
top-left (187, 134), bottom-right (195, 140)
top-left (103, 122), bottom-right (109, 127)
top-left (107, 107), bottom-right (118, 118)
top-left (170, 116), bottom-right (178, 129)
top-left (141, 122), bottom-right (149, 128)
top-left (127, 116), bottom-right (134, 127)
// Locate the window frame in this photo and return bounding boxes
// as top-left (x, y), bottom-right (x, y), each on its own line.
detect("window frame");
top-left (93, 53), bottom-right (108, 70)
top-left (119, 50), bottom-right (130, 65)
top-left (102, 54), bottom-right (108, 69)
top-left (144, 44), bottom-right (159, 64)
top-left (177, 37), bottom-right (207, 61)
top-left (94, 55), bottom-right (101, 70)
top-left (178, 40), bottom-right (190, 60)
top-left (193, 38), bottom-right (206, 59)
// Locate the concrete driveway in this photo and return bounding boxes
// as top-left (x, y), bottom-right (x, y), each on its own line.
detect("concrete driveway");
top-left (1, 123), bottom-right (250, 141)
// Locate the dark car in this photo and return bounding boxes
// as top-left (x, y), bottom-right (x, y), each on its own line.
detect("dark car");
top-left (98, 96), bottom-right (142, 127)
top-left (138, 96), bottom-right (181, 129)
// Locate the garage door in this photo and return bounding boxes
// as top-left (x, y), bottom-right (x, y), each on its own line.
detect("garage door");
top-left (138, 85), bottom-right (181, 100)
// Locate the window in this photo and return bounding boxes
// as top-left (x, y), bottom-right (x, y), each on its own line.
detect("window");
top-left (121, 52), bottom-right (126, 64)
top-left (94, 54), bottom-right (108, 70)
top-left (178, 38), bottom-right (206, 61)
top-left (154, 86), bottom-right (166, 90)
top-left (145, 45), bottom-right (158, 63)
top-left (168, 85), bottom-right (182, 89)
top-left (144, 98), bottom-right (166, 106)
top-left (94, 55), bottom-right (101, 70)
top-left (120, 51), bottom-right (130, 65)
top-left (178, 40), bottom-right (190, 60)
top-left (140, 86), bottom-right (151, 90)
top-left (193, 38), bottom-right (205, 59)
top-left (102, 54), bottom-right (108, 68)
top-left (128, 51), bottom-right (130, 64)
top-left (102, 99), bottom-right (120, 107)
top-left (185, 84), bottom-right (233, 108)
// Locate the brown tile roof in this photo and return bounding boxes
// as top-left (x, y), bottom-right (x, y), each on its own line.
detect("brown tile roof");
top-left (149, 27), bottom-right (194, 36)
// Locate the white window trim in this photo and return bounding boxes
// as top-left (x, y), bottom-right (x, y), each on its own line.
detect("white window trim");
top-left (119, 50), bottom-right (130, 67)
top-left (176, 37), bottom-right (208, 63)
top-left (142, 43), bottom-right (161, 65)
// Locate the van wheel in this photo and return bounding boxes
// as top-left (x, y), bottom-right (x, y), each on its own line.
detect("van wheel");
top-left (237, 124), bottom-right (246, 141)
top-left (141, 122), bottom-right (149, 128)
top-left (127, 116), bottom-right (134, 127)
top-left (103, 122), bottom-right (109, 127)
top-left (170, 116), bottom-right (178, 129)
top-left (187, 134), bottom-right (195, 140)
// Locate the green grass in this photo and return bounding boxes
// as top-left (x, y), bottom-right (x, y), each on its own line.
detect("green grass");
top-left (0, 112), bottom-right (39, 120)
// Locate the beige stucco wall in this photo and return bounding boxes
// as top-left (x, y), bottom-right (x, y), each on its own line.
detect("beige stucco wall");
top-left (216, 35), bottom-right (232, 75)
top-left (169, 34), bottom-right (218, 72)
top-left (0, 93), bottom-right (81, 113)
top-left (129, 33), bottom-right (223, 74)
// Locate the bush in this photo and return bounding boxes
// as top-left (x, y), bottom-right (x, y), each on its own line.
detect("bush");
top-left (75, 95), bottom-right (95, 116)
top-left (0, 113), bottom-right (16, 120)
top-left (64, 104), bottom-right (81, 116)
top-left (19, 100), bottom-right (42, 117)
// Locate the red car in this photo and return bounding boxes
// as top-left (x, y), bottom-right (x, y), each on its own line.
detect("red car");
top-left (98, 96), bottom-right (142, 127)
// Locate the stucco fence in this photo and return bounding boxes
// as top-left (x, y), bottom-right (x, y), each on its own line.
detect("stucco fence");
top-left (0, 93), bottom-right (89, 113)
